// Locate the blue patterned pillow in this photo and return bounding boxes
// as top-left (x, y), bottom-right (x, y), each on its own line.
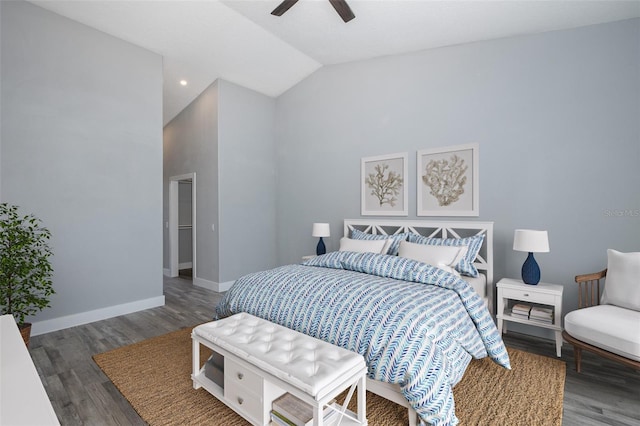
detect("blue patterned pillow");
top-left (301, 251), bottom-right (346, 269)
top-left (406, 233), bottom-right (485, 277)
top-left (350, 228), bottom-right (409, 256)
top-left (339, 252), bottom-right (421, 282)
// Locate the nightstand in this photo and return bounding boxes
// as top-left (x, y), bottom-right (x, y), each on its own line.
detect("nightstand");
top-left (496, 278), bottom-right (564, 357)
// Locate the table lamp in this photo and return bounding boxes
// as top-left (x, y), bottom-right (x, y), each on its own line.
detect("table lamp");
top-left (312, 223), bottom-right (330, 256)
top-left (513, 229), bottom-right (549, 285)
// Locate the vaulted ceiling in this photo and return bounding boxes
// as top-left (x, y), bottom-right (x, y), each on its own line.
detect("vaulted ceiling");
top-left (29, 1), bottom-right (640, 125)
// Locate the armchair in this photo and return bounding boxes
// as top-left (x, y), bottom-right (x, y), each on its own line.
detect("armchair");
top-left (563, 250), bottom-right (640, 372)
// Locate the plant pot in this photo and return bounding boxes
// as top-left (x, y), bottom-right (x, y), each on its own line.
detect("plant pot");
top-left (19, 323), bottom-right (32, 348)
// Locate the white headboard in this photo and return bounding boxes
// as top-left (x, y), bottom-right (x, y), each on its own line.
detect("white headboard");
top-left (344, 219), bottom-right (494, 313)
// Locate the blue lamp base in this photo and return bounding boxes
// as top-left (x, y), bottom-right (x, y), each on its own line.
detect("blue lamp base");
top-left (316, 237), bottom-right (326, 256)
top-left (521, 252), bottom-right (541, 285)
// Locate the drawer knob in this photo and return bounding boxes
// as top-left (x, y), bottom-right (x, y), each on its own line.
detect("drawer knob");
top-left (237, 373), bottom-right (244, 380)
top-left (238, 397), bottom-right (244, 405)
top-left (524, 293), bottom-right (529, 297)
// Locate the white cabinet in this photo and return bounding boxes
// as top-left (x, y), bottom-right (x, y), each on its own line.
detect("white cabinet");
top-left (0, 315), bottom-right (59, 425)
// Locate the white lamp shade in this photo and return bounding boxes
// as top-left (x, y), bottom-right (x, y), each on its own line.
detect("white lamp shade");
top-left (513, 229), bottom-right (549, 253)
top-left (312, 223), bottom-right (330, 238)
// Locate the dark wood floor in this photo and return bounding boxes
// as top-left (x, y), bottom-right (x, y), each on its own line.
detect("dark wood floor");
top-left (29, 276), bottom-right (640, 425)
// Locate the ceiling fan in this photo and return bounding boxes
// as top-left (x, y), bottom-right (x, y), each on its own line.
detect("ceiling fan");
top-left (271, 0), bottom-right (355, 23)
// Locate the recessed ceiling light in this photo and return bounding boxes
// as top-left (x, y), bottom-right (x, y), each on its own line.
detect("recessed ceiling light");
top-left (180, 80), bottom-right (188, 86)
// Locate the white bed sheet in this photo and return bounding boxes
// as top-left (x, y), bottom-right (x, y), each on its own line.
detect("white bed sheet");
top-left (465, 273), bottom-right (487, 300)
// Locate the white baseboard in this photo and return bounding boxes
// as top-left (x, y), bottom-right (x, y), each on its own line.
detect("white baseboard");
top-left (193, 277), bottom-right (234, 293)
top-left (30, 295), bottom-right (166, 336)
top-left (162, 264), bottom-right (191, 277)
top-left (217, 280), bottom-right (234, 292)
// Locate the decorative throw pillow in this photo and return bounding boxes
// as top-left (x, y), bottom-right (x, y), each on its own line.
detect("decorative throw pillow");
top-left (338, 237), bottom-right (388, 254)
top-left (407, 233), bottom-right (484, 277)
top-left (601, 249), bottom-right (640, 312)
top-left (397, 240), bottom-right (464, 276)
top-left (339, 252), bottom-right (421, 282)
top-left (350, 228), bottom-right (409, 256)
top-left (302, 251), bottom-right (345, 269)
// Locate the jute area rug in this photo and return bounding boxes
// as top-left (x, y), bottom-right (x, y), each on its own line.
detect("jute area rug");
top-left (93, 327), bottom-right (565, 426)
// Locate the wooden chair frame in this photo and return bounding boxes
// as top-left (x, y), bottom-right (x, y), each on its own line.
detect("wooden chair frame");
top-left (562, 269), bottom-right (640, 372)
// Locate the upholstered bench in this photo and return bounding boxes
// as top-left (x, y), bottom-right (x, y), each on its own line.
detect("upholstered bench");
top-left (192, 312), bottom-right (367, 426)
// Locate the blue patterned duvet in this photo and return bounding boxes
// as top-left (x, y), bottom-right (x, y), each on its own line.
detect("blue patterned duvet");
top-left (215, 252), bottom-right (511, 425)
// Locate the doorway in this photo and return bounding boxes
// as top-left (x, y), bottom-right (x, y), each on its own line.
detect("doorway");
top-left (169, 173), bottom-right (196, 279)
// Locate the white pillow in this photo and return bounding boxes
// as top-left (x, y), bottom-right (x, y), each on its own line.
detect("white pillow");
top-left (339, 237), bottom-right (388, 254)
top-left (602, 249), bottom-right (640, 311)
top-left (398, 240), bottom-right (465, 276)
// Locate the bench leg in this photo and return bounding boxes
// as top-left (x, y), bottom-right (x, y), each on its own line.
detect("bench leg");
top-left (331, 375), bottom-right (366, 426)
top-left (313, 405), bottom-right (324, 426)
top-left (357, 374), bottom-right (366, 424)
top-left (408, 407), bottom-right (418, 426)
top-left (192, 335), bottom-right (201, 389)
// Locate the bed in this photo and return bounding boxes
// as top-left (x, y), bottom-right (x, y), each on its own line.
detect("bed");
top-left (215, 219), bottom-right (510, 426)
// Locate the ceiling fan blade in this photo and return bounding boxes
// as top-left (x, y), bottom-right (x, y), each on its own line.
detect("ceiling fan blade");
top-left (329, 0), bottom-right (355, 23)
top-left (271, 0), bottom-right (300, 17)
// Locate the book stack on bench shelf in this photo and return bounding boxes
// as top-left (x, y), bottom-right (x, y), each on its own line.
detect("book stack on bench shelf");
top-left (530, 306), bottom-right (553, 323)
top-left (511, 303), bottom-right (532, 319)
top-left (271, 392), bottom-right (339, 426)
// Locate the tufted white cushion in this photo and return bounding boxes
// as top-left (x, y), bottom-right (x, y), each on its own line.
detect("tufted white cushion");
top-left (601, 249), bottom-right (640, 311)
top-left (564, 304), bottom-right (640, 362)
top-left (194, 313), bottom-right (365, 397)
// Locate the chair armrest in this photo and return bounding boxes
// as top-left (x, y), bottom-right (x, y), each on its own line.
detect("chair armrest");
top-left (574, 269), bottom-right (607, 308)
top-left (575, 269), bottom-right (607, 283)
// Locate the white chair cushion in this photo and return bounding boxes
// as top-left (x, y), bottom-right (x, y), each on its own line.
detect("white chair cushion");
top-left (564, 304), bottom-right (640, 362)
top-left (194, 313), bottom-right (365, 397)
top-left (601, 249), bottom-right (640, 311)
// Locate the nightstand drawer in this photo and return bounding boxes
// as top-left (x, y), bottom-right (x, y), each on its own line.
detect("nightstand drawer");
top-left (500, 287), bottom-right (556, 305)
top-left (225, 357), bottom-right (262, 390)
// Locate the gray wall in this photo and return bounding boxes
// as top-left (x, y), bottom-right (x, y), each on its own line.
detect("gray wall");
top-left (275, 18), bottom-right (640, 334)
top-left (164, 82), bottom-right (220, 283)
top-left (1, 1), bottom-right (164, 323)
top-left (218, 80), bottom-right (277, 283)
top-left (164, 79), bottom-right (278, 285)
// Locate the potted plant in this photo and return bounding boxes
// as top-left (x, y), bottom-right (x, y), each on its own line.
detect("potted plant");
top-left (0, 203), bottom-right (54, 347)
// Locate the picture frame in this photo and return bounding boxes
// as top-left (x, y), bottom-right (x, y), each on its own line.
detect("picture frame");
top-left (417, 143), bottom-right (479, 216)
top-left (361, 152), bottom-right (408, 216)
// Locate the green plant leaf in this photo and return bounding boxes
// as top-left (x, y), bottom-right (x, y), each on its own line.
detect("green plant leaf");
top-left (0, 203), bottom-right (55, 325)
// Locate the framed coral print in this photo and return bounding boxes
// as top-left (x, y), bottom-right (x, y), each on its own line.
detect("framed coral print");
top-left (417, 143), bottom-right (479, 216)
top-left (361, 152), bottom-right (408, 216)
